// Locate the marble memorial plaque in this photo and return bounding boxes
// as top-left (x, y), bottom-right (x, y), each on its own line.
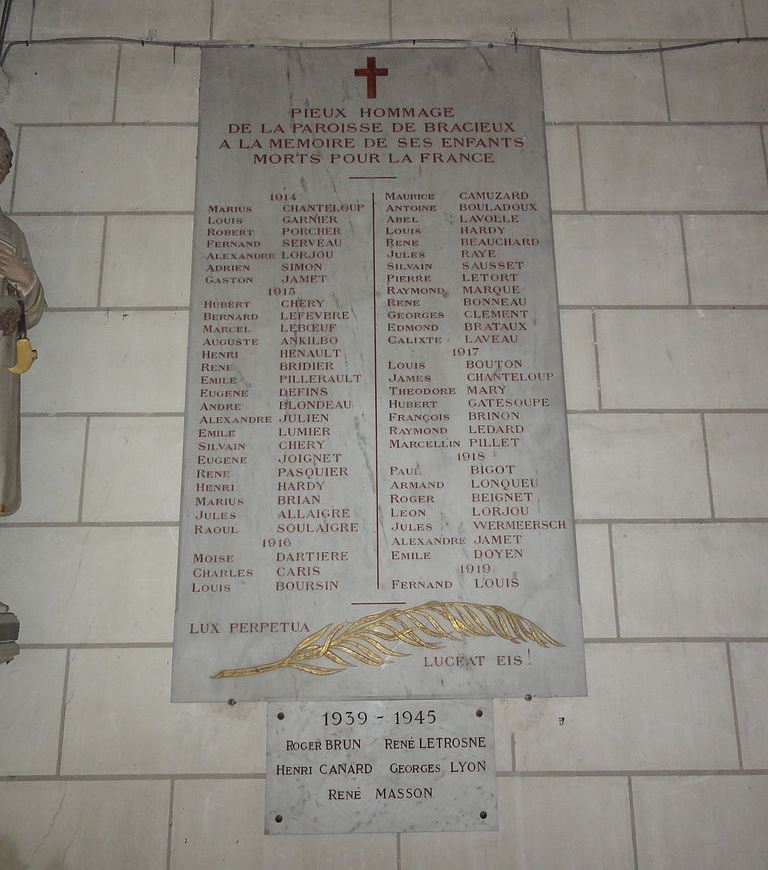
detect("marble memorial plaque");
top-left (172, 46), bottom-right (586, 701)
top-left (266, 700), bottom-right (496, 834)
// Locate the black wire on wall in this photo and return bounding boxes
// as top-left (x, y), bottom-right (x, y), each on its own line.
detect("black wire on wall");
top-left (1, 34), bottom-right (768, 68)
top-left (0, 0), bottom-right (15, 64)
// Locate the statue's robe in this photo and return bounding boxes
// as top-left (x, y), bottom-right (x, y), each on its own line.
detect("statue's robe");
top-left (0, 213), bottom-right (45, 516)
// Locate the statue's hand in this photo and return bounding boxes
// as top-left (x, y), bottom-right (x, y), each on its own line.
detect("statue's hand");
top-left (0, 248), bottom-right (34, 291)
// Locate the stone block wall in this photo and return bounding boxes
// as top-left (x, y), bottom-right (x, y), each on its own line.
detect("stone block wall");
top-left (1, 1), bottom-right (767, 867)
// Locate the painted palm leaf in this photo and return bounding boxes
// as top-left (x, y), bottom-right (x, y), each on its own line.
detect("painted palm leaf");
top-left (211, 600), bottom-right (562, 679)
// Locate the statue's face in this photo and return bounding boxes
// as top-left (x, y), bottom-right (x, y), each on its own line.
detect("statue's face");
top-left (0, 146), bottom-right (12, 185)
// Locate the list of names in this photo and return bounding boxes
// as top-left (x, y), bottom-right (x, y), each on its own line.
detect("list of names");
top-left (172, 46), bottom-right (586, 702)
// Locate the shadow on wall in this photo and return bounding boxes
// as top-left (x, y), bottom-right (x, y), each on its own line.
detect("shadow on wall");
top-left (0, 834), bottom-right (73, 870)
top-left (0, 837), bottom-right (25, 870)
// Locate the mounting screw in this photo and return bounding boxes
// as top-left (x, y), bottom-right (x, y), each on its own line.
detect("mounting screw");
top-left (227, 698), bottom-right (236, 706)
top-left (475, 708), bottom-right (484, 718)
top-left (480, 810), bottom-right (488, 820)
top-left (524, 694), bottom-right (533, 702)
top-left (275, 814), bottom-right (283, 824)
top-left (277, 711), bottom-right (285, 720)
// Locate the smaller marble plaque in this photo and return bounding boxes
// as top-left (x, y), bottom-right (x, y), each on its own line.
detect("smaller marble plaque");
top-left (266, 700), bottom-right (497, 834)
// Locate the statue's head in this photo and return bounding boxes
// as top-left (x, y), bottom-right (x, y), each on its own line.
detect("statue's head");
top-left (0, 127), bottom-right (12, 185)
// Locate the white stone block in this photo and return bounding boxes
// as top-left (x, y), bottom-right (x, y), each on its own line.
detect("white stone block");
top-left (82, 416), bottom-right (183, 522)
top-left (542, 50), bottom-right (666, 122)
top-left (744, 0), bottom-right (768, 34)
top-left (0, 649), bottom-right (65, 775)
top-left (665, 43), bottom-right (768, 121)
top-left (21, 311), bottom-right (188, 413)
top-left (4, 44), bottom-right (117, 123)
top-left (1, 527), bottom-right (177, 643)
top-left (614, 523), bottom-right (768, 637)
top-left (546, 126), bottom-right (583, 211)
top-left (554, 215), bottom-right (687, 306)
top-left (731, 643), bottom-right (768, 768)
top-left (581, 125), bottom-right (768, 211)
top-left (496, 643), bottom-right (739, 770)
top-left (569, 0), bottom-right (743, 38)
top-left (706, 413), bottom-right (768, 518)
top-left (213, 0), bottom-right (389, 41)
top-left (568, 413), bottom-right (710, 519)
top-left (0, 780), bottom-right (170, 870)
top-left (14, 126), bottom-right (197, 213)
top-left (401, 777), bottom-right (634, 870)
top-left (171, 779), bottom-right (396, 870)
top-left (101, 214), bottom-right (193, 307)
top-left (1, 416), bottom-right (86, 522)
top-left (560, 309), bottom-right (598, 410)
top-left (634, 776), bottom-right (768, 870)
top-left (685, 215), bottom-right (768, 305)
top-left (34, 0), bottom-right (211, 39)
top-left (597, 310), bottom-right (768, 409)
top-left (5, 0), bottom-right (32, 41)
top-left (14, 214), bottom-right (104, 308)
top-left (116, 46), bottom-right (201, 123)
top-left (60, 648), bottom-right (266, 774)
top-left (575, 524), bottom-right (616, 638)
top-left (391, 0), bottom-right (567, 39)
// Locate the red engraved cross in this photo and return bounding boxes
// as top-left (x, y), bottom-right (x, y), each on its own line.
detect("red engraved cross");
top-left (355, 56), bottom-right (388, 99)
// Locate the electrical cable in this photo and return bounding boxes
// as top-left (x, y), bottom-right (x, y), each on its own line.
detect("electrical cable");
top-left (0, 0), bottom-right (15, 64)
top-left (1, 34), bottom-right (768, 68)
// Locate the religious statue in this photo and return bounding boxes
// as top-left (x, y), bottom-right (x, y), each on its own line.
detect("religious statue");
top-left (0, 126), bottom-right (45, 516)
top-left (0, 601), bottom-right (20, 664)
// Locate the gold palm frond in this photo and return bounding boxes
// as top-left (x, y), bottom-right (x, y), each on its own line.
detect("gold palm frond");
top-left (211, 600), bottom-right (562, 679)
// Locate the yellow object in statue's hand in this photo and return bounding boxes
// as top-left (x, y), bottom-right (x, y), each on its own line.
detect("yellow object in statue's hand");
top-left (8, 337), bottom-right (37, 374)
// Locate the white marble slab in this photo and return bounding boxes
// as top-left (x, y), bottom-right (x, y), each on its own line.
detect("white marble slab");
top-left (172, 46), bottom-right (585, 701)
top-left (266, 700), bottom-right (496, 833)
